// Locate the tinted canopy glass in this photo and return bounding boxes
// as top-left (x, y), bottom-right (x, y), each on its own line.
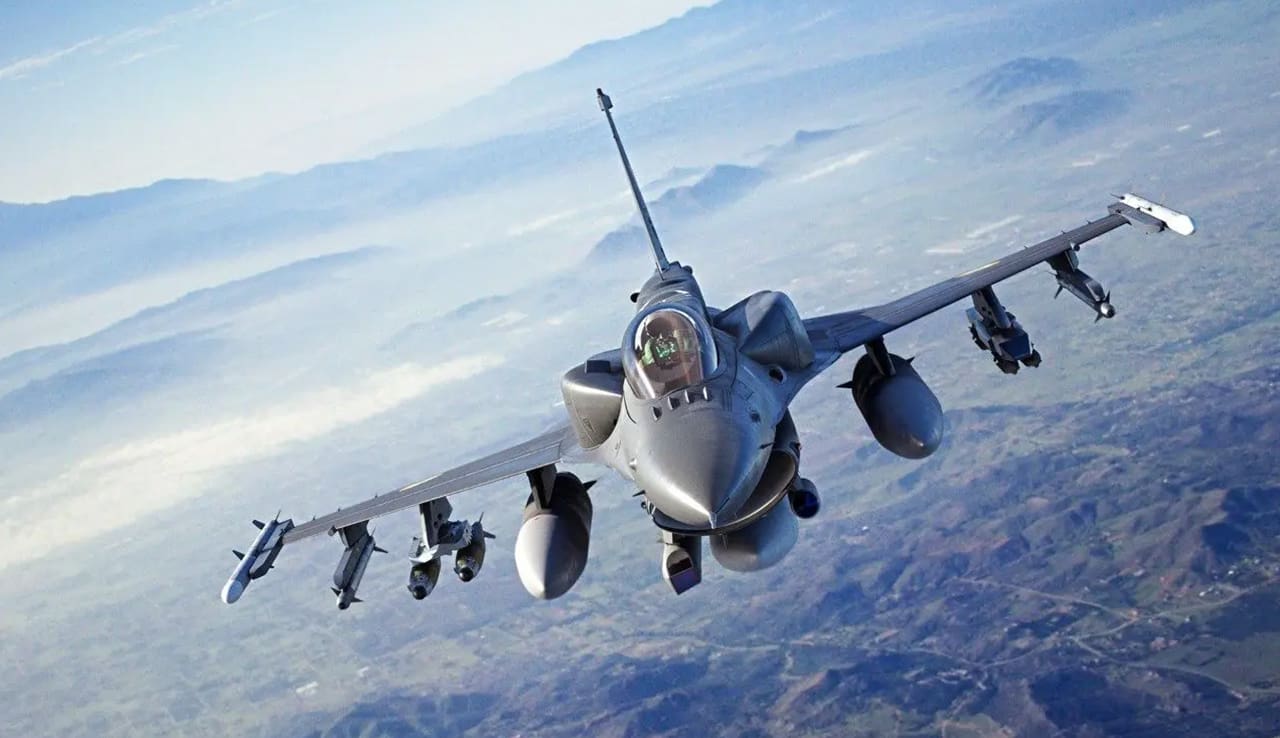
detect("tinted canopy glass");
top-left (625, 307), bottom-right (718, 399)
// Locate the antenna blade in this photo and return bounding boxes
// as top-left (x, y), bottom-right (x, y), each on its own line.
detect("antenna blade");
top-left (597, 88), bottom-right (670, 272)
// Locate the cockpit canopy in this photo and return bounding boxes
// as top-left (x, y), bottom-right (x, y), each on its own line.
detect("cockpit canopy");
top-left (623, 306), bottom-right (719, 400)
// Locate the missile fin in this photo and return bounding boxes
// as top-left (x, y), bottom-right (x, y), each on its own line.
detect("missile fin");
top-left (233, 550), bottom-right (245, 560)
top-left (252, 520), bottom-right (265, 530)
top-left (373, 546), bottom-right (388, 554)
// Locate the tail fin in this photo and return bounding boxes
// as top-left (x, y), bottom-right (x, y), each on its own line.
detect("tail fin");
top-left (597, 88), bottom-right (670, 272)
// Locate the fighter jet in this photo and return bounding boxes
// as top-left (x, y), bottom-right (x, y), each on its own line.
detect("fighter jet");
top-left (222, 89), bottom-right (1196, 607)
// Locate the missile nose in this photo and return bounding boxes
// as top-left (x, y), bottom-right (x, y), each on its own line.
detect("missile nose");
top-left (221, 578), bottom-right (245, 604)
top-left (1168, 213), bottom-right (1196, 236)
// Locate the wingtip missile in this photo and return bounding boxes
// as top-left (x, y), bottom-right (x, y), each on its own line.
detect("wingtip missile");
top-left (221, 517), bottom-right (293, 604)
top-left (1118, 193), bottom-right (1196, 236)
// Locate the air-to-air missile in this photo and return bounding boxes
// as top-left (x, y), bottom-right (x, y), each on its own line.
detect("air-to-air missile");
top-left (331, 524), bottom-right (385, 610)
top-left (1118, 193), bottom-right (1196, 236)
top-left (221, 516), bottom-right (293, 604)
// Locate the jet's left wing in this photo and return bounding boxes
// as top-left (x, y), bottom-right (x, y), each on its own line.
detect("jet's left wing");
top-left (803, 194), bottom-right (1195, 360)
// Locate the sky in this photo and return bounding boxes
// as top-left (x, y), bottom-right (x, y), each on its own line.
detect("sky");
top-left (0, 0), bottom-right (712, 204)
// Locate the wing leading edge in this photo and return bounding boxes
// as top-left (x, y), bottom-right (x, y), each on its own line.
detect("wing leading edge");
top-left (803, 194), bottom-right (1194, 357)
top-left (281, 425), bottom-right (576, 545)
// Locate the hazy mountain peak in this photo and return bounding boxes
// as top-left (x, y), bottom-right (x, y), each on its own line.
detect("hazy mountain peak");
top-left (967, 56), bottom-right (1086, 105)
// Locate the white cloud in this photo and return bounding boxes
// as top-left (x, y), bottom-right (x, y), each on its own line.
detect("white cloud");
top-left (0, 1), bottom-right (242, 82)
top-left (115, 44), bottom-right (179, 67)
top-left (244, 7), bottom-right (288, 26)
top-left (506, 207), bottom-right (583, 237)
top-left (0, 36), bottom-right (101, 81)
top-left (481, 311), bottom-right (528, 329)
top-left (0, 357), bottom-right (501, 570)
top-left (791, 149), bottom-right (875, 183)
top-left (926, 215), bottom-right (1023, 255)
top-left (100, 0), bottom-right (245, 50)
top-left (1070, 153), bottom-right (1112, 168)
top-left (964, 215), bottom-right (1022, 239)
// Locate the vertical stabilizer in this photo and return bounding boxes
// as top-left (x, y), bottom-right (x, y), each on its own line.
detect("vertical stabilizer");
top-left (597, 88), bottom-right (670, 272)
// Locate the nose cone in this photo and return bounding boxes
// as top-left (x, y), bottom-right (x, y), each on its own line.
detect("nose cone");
top-left (639, 409), bottom-right (764, 527)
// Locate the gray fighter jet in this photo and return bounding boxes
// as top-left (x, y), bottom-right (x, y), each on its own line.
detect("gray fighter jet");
top-left (222, 89), bottom-right (1196, 607)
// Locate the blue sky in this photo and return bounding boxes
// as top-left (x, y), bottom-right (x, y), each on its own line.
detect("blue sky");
top-left (0, 0), bottom-right (710, 203)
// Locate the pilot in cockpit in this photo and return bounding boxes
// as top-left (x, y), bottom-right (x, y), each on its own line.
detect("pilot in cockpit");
top-left (632, 308), bottom-right (714, 398)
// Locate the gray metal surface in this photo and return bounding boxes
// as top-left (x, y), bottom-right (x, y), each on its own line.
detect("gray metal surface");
top-left (282, 426), bottom-right (575, 544)
top-left (224, 87), bottom-right (1194, 608)
top-left (804, 213), bottom-right (1130, 355)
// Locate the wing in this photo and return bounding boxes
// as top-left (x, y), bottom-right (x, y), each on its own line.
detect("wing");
top-left (803, 194), bottom-right (1194, 358)
top-left (281, 424), bottom-right (576, 544)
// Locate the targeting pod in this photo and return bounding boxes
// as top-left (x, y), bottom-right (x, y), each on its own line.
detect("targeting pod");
top-left (661, 532), bottom-right (703, 595)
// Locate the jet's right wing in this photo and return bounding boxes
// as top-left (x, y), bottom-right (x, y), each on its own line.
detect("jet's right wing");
top-left (221, 424), bottom-right (578, 604)
top-left (283, 425), bottom-right (577, 544)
